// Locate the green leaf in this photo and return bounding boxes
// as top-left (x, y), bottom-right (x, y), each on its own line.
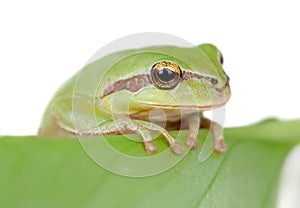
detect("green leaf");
top-left (1, 119), bottom-right (300, 208)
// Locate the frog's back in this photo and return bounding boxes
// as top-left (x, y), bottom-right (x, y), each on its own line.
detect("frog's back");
top-left (37, 48), bottom-right (138, 137)
top-left (38, 44), bottom-right (219, 137)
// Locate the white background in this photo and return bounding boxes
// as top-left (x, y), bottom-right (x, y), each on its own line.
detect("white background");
top-left (0, 0), bottom-right (299, 206)
top-left (0, 1), bottom-right (299, 135)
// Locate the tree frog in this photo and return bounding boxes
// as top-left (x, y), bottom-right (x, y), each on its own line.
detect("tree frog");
top-left (38, 44), bottom-right (231, 155)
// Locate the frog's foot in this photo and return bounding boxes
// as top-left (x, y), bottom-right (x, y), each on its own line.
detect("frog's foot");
top-left (214, 136), bottom-right (227, 153)
top-left (185, 113), bottom-right (200, 149)
top-left (144, 141), bottom-right (157, 154)
top-left (185, 136), bottom-right (199, 149)
top-left (137, 120), bottom-right (184, 155)
top-left (170, 142), bottom-right (184, 154)
top-left (135, 129), bottom-right (157, 154)
top-left (200, 116), bottom-right (227, 153)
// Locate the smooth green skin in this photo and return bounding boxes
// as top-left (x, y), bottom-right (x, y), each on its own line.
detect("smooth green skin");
top-left (38, 44), bottom-right (231, 146)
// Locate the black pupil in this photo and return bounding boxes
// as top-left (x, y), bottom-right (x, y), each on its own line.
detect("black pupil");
top-left (157, 68), bottom-right (176, 82)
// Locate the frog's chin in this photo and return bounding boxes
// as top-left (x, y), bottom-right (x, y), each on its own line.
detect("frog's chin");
top-left (129, 103), bottom-right (224, 123)
top-left (133, 85), bottom-right (231, 112)
top-left (135, 86), bottom-right (231, 111)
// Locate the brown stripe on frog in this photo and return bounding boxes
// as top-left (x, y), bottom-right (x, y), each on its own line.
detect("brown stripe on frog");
top-left (101, 74), bottom-right (152, 98)
top-left (101, 70), bottom-right (219, 98)
top-left (181, 71), bottom-right (218, 85)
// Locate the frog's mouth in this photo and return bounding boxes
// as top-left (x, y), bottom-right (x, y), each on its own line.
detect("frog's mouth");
top-left (135, 101), bottom-right (228, 111)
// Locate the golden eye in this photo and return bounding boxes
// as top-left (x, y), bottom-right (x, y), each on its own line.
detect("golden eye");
top-left (150, 61), bottom-right (182, 89)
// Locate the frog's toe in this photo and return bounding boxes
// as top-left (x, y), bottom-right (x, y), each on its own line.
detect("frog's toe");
top-left (170, 142), bottom-right (184, 154)
top-left (214, 138), bottom-right (227, 153)
top-left (185, 136), bottom-right (199, 149)
top-left (144, 141), bottom-right (157, 154)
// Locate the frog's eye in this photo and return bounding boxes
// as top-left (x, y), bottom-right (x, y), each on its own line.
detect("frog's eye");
top-left (150, 61), bottom-right (182, 89)
top-left (219, 50), bottom-right (224, 65)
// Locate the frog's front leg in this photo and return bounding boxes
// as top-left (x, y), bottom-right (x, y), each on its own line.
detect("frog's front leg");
top-left (200, 115), bottom-right (227, 153)
top-left (78, 118), bottom-right (184, 154)
top-left (112, 119), bottom-right (184, 154)
top-left (185, 113), bottom-right (200, 149)
top-left (133, 129), bottom-right (158, 154)
top-left (96, 119), bottom-right (158, 154)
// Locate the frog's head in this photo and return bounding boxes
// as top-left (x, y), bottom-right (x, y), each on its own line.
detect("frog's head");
top-left (100, 44), bottom-right (231, 114)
